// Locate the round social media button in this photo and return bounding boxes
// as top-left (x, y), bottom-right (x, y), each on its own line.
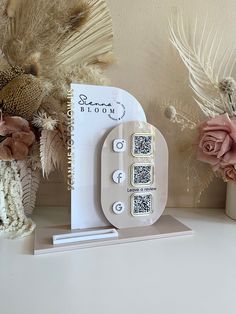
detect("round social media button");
top-left (112, 170), bottom-right (126, 184)
top-left (112, 202), bottom-right (125, 214)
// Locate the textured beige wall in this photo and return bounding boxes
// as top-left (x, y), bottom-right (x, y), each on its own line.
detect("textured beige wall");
top-left (37, 0), bottom-right (236, 208)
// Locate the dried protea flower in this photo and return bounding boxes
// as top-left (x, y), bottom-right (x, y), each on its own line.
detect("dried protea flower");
top-left (218, 77), bottom-right (236, 96)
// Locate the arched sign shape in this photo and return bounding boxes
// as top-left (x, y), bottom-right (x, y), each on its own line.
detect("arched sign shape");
top-left (71, 84), bottom-right (146, 229)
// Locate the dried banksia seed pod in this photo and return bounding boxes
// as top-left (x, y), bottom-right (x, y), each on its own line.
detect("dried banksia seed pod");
top-left (218, 77), bottom-right (236, 96)
top-left (0, 74), bottom-right (44, 120)
top-left (0, 66), bottom-right (25, 90)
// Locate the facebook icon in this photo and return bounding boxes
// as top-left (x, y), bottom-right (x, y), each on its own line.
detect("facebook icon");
top-left (112, 170), bottom-right (126, 184)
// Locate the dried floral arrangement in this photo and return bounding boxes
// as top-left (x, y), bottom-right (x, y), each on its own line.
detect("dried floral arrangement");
top-left (0, 0), bottom-right (113, 238)
top-left (164, 13), bottom-right (236, 202)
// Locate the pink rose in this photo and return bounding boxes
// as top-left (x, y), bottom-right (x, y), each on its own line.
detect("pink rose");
top-left (197, 113), bottom-right (236, 169)
top-left (220, 164), bottom-right (236, 182)
top-left (0, 116), bottom-right (35, 161)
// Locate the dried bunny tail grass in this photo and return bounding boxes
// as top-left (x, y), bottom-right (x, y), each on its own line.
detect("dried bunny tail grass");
top-left (164, 105), bottom-right (197, 130)
top-left (218, 77), bottom-right (236, 116)
top-left (92, 51), bottom-right (117, 68)
top-left (64, 2), bottom-right (89, 32)
top-left (24, 63), bottom-right (40, 77)
top-left (23, 53), bottom-right (41, 77)
top-left (162, 100), bottom-right (202, 131)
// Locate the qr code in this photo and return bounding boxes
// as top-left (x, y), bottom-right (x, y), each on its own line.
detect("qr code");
top-left (132, 134), bottom-right (153, 156)
top-left (132, 164), bottom-right (153, 186)
top-left (132, 193), bottom-right (152, 216)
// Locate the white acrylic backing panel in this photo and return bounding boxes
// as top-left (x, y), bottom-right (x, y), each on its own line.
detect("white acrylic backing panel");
top-left (101, 121), bottom-right (168, 229)
top-left (71, 84), bottom-right (146, 229)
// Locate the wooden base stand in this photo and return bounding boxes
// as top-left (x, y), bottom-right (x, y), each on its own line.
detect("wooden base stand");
top-left (34, 215), bottom-right (193, 255)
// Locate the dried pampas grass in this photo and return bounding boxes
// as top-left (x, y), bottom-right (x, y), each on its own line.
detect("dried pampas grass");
top-left (1, 0), bottom-right (113, 109)
top-left (48, 63), bottom-right (110, 101)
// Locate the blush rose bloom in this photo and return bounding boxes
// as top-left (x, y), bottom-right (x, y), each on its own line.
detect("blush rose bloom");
top-left (197, 113), bottom-right (236, 170)
top-left (220, 164), bottom-right (236, 182)
top-left (0, 116), bottom-right (35, 161)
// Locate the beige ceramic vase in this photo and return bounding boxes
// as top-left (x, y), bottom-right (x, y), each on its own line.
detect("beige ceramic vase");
top-left (225, 182), bottom-right (236, 220)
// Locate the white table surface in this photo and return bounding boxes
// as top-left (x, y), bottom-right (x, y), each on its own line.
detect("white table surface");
top-left (0, 207), bottom-right (236, 314)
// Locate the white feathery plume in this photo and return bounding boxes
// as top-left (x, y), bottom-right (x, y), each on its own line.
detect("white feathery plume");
top-left (169, 12), bottom-right (236, 117)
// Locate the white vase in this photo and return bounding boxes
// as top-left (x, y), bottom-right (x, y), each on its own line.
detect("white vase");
top-left (225, 182), bottom-right (236, 220)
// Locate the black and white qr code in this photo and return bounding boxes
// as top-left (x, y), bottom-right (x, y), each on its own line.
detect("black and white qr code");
top-left (132, 134), bottom-right (153, 156)
top-left (132, 164), bottom-right (153, 186)
top-left (132, 193), bottom-right (152, 215)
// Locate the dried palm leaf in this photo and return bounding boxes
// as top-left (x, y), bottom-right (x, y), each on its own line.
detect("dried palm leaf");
top-left (56, 0), bottom-right (113, 66)
top-left (17, 160), bottom-right (41, 216)
top-left (169, 13), bottom-right (236, 117)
